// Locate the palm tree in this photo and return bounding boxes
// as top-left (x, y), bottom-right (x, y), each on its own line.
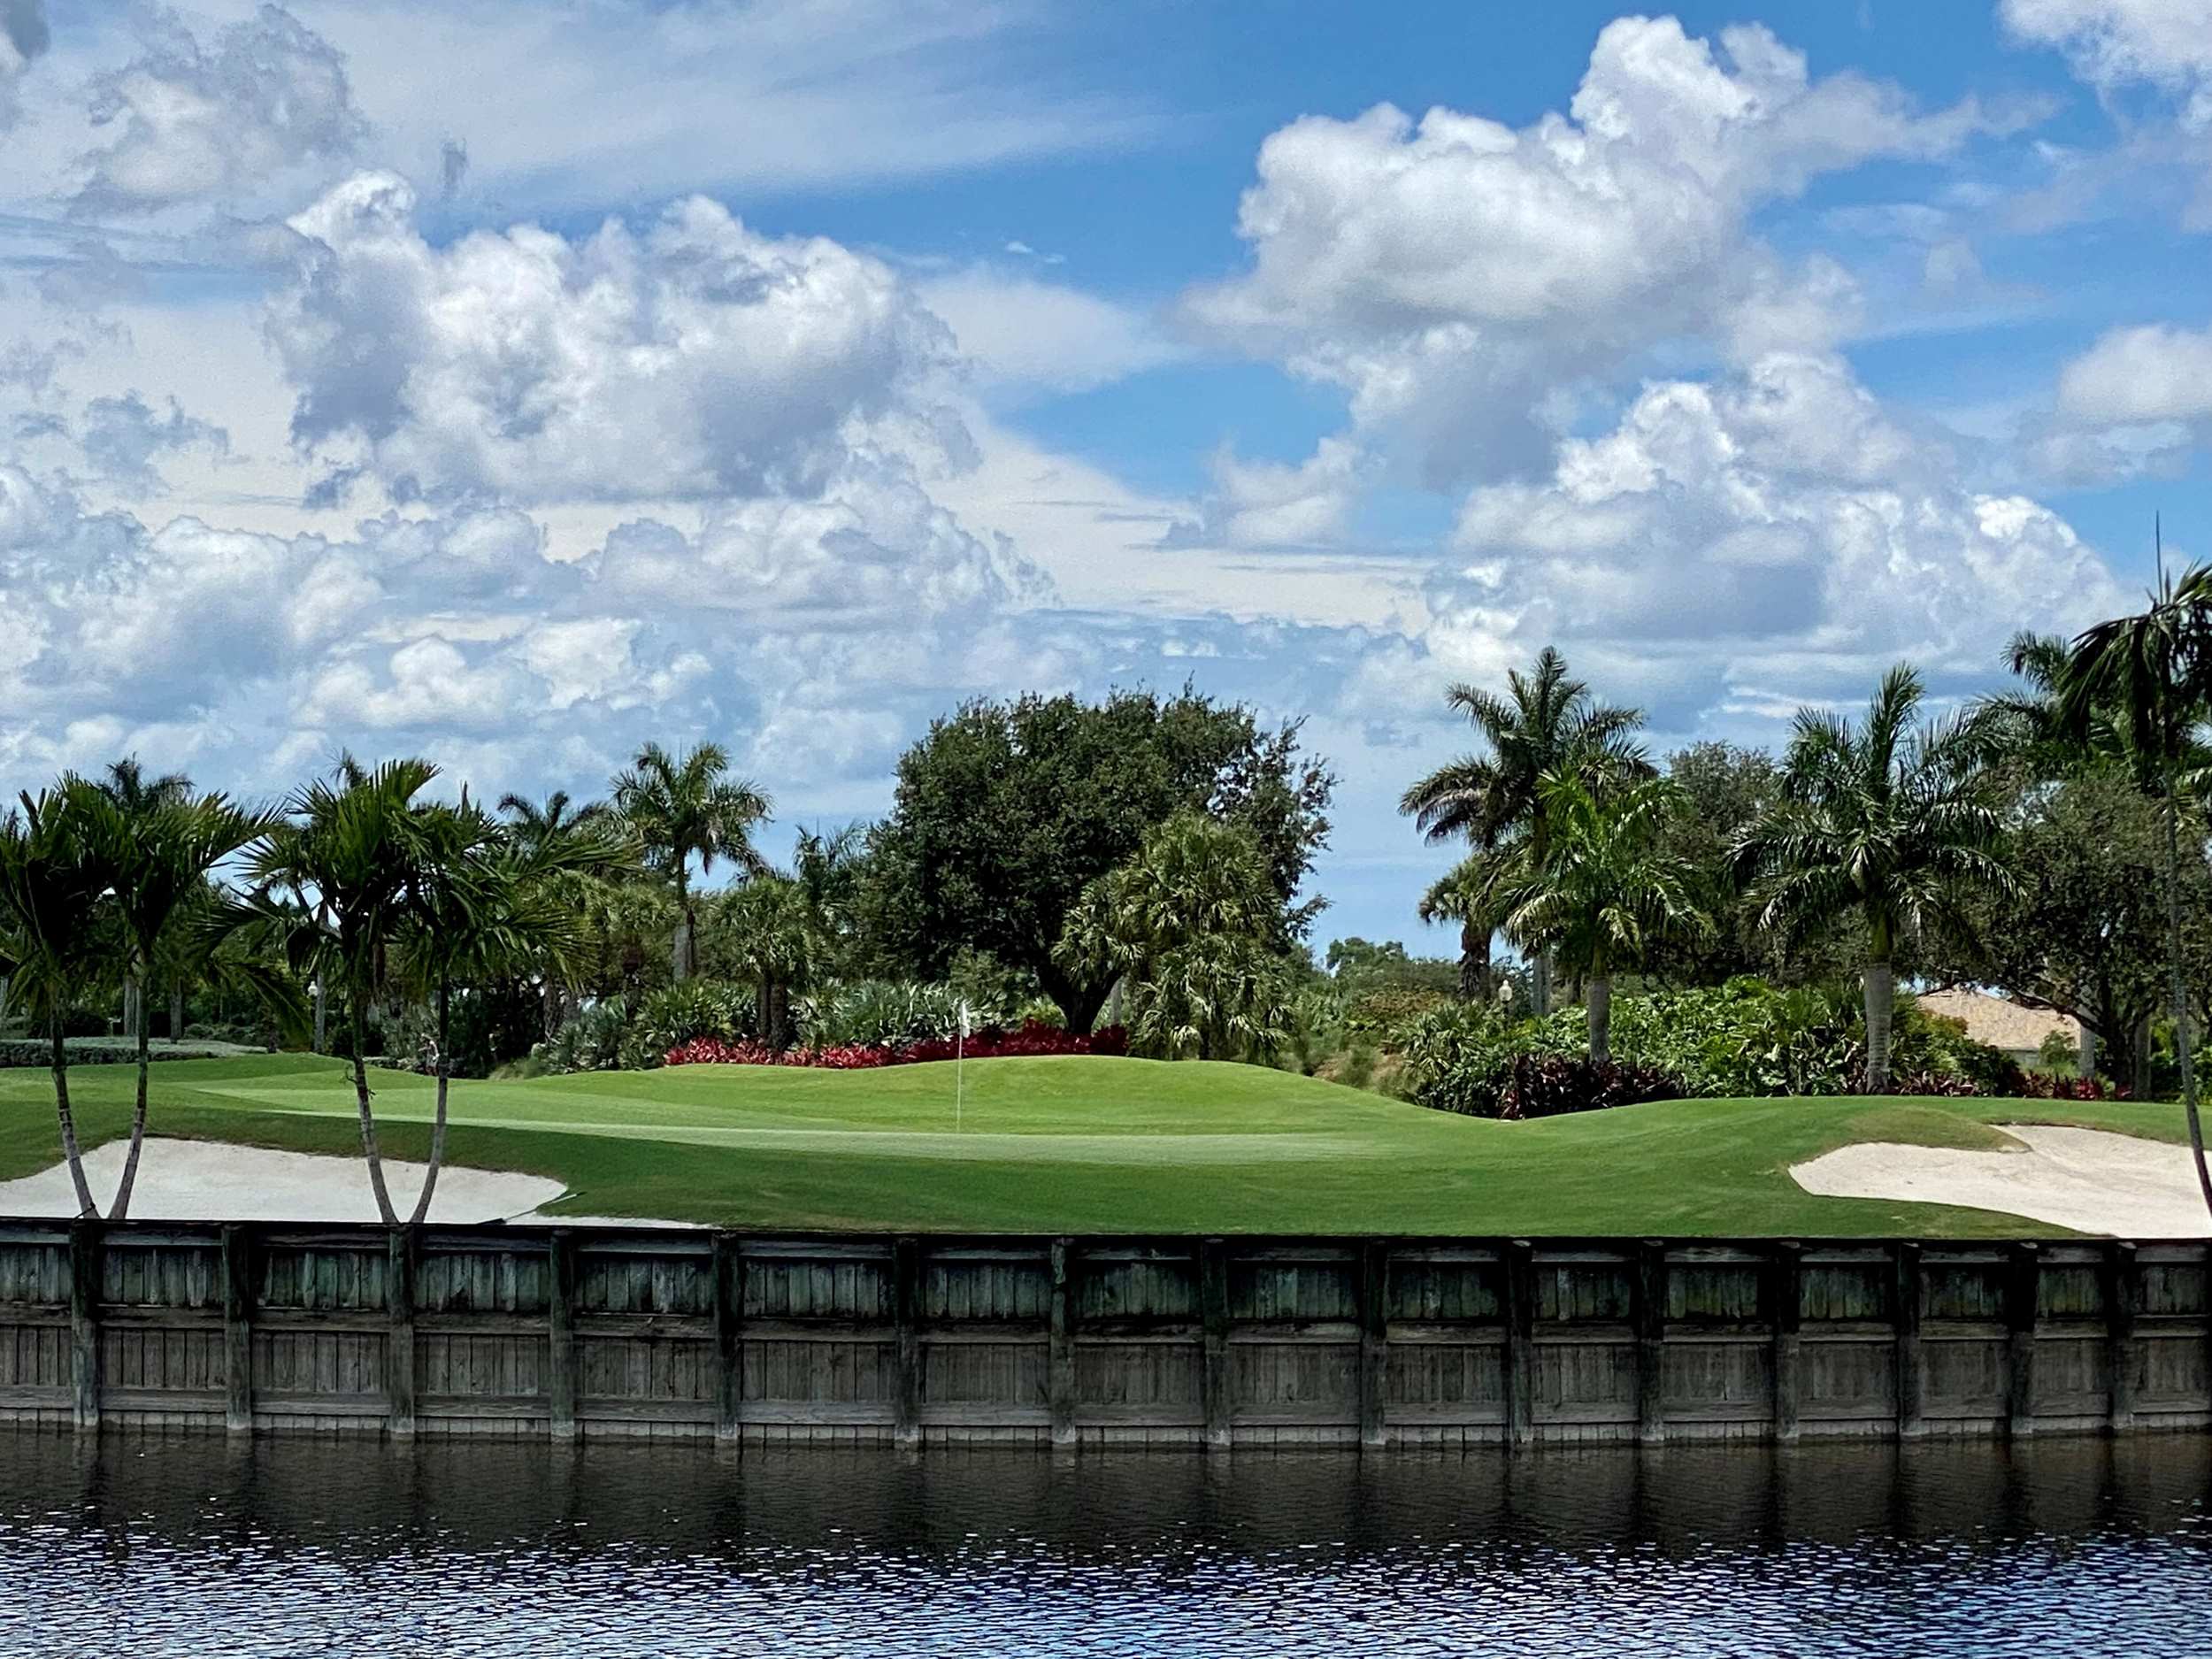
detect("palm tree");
top-left (77, 780), bottom-right (287, 1219)
top-left (394, 797), bottom-right (610, 1223)
top-left (1491, 775), bottom-right (1709, 1063)
top-left (0, 788), bottom-right (119, 1218)
top-left (92, 758), bottom-right (190, 1040)
top-left (611, 743), bottom-right (772, 982)
top-left (1738, 664), bottom-right (2015, 1093)
top-left (1401, 646), bottom-right (1647, 1012)
top-left (715, 874), bottom-right (817, 1049)
top-left (498, 789), bottom-right (626, 1035)
top-left (2055, 557), bottom-right (2212, 1220)
top-left (1056, 811), bottom-right (1293, 1060)
top-left (228, 757), bottom-right (443, 1225)
top-left (1417, 851), bottom-right (1516, 1001)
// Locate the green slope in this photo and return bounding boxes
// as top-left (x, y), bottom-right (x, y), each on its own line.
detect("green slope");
top-left (0, 1053), bottom-right (2191, 1236)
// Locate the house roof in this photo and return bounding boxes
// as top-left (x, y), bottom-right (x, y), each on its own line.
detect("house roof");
top-left (1916, 987), bottom-right (2081, 1054)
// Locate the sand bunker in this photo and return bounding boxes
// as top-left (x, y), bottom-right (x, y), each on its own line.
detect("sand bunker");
top-left (0, 1139), bottom-right (687, 1227)
top-left (1793, 1125), bottom-right (2212, 1237)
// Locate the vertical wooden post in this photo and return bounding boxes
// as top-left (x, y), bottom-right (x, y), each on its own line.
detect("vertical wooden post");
top-left (1358, 1240), bottom-right (1388, 1451)
top-left (1895, 1242), bottom-right (1925, 1439)
top-left (712, 1233), bottom-right (743, 1447)
top-left (1200, 1238), bottom-right (1231, 1452)
top-left (1633, 1240), bottom-right (1667, 1445)
top-left (386, 1226), bottom-right (416, 1439)
top-left (2103, 1241), bottom-right (2138, 1434)
top-left (68, 1218), bottom-right (102, 1433)
top-left (1770, 1241), bottom-right (1802, 1444)
top-left (893, 1235), bottom-right (922, 1448)
top-left (1503, 1240), bottom-right (1536, 1448)
top-left (2007, 1242), bottom-right (2040, 1440)
top-left (1048, 1238), bottom-right (1077, 1448)
top-left (548, 1230), bottom-right (578, 1441)
top-left (222, 1224), bottom-right (254, 1434)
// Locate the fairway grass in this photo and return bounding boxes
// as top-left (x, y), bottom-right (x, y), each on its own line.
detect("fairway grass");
top-left (0, 1054), bottom-right (2193, 1236)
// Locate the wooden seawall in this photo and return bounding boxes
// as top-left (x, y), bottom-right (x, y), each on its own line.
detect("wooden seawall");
top-left (3, 1223), bottom-right (2208, 1448)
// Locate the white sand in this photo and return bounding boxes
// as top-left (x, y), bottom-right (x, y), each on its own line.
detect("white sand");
top-left (0, 1139), bottom-right (690, 1227)
top-left (1793, 1125), bottom-right (2212, 1237)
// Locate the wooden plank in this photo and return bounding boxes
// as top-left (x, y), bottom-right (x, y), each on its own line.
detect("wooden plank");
top-left (1770, 1240), bottom-right (1801, 1443)
top-left (2103, 1241), bottom-right (2138, 1432)
top-left (713, 1233), bottom-right (742, 1446)
top-left (387, 1228), bottom-right (416, 1437)
top-left (1503, 1239), bottom-right (1535, 1447)
top-left (1048, 1238), bottom-right (1075, 1448)
top-left (549, 1231), bottom-right (579, 1440)
top-left (1358, 1240), bottom-right (1386, 1450)
top-left (68, 1219), bottom-right (100, 1432)
top-left (893, 1236), bottom-right (921, 1448)
top-left (1895, 1241), bottom-right (1924, 1438)
top-left (2008, 1241), bottom-right (2039, 1439)
top-left (1200, 1240), bottom-right (1230, 1451)
top-left (1634, 1240), bottom-right (1665, 1445)
top-left (222, 1224), bottom-right (253, 1432)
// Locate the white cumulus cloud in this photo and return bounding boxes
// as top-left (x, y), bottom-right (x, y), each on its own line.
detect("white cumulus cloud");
top-left (269, 173), bottom-right (961, 503)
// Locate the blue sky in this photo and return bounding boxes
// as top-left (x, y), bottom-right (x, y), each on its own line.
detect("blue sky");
top-left (3, 0), bottom-right (2210, 956)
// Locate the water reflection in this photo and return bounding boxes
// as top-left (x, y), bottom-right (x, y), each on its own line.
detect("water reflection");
top-left (2, 1432), bottom-right (2208, 1656)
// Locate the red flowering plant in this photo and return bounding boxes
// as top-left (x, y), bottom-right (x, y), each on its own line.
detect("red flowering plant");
top-left (665, 1020), bottom-right (1128, 1070)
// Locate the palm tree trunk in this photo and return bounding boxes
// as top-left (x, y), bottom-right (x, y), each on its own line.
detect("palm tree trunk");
top-left (1863, 958), bottom-right (1894, 1094)
top-left (1587, 971), bottom-right (1612, 1065)
top-left (1458, 922), bottom-right (1491, 1001)
top-left (108, 999), bottom-right (152, 1220)
top-left (769, 981), bottom-right (791, 1052)
top-left (409, 979), bottom-right (451, 1225)
top-left (672, 872), bottom-right (692, 983)
top-left (313, 981), bottom-right (327, 1055)
top-left (2078, 1020), bottom-right (2097, 1081)
top-left (349, 1008), bottom-right (399, 1226)
top-left (1532, 952), bottom-right (1551, 1018)
top-left (49, 1013), bottom-right (96, 1219)
top-left (2160, 773), bottom-right (2212, 1218)
top-left (168, 985), bottom-right (184, 1041)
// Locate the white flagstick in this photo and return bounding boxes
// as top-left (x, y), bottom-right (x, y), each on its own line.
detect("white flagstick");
top-left (956, 1000), bottom-right (969, 1134)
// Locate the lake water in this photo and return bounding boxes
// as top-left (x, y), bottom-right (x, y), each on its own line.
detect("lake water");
top-left (2, 1432), bottom-right (2208, 1657)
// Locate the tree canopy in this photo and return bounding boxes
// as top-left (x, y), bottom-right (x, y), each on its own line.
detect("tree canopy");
top-left (864, 687), bottom-right (1333, 1029)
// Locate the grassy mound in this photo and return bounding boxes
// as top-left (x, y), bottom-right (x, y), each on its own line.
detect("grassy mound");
top-left (0, 1053), bottom-right (2189, 1235)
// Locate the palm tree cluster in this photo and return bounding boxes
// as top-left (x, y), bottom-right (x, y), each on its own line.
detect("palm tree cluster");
top-left (1405, 653), bottom-right (2016, 1092)
top-left (1402, 538), bottom-right (2212, 1228)
top-left (0, 738), bottom-right (784, 1224)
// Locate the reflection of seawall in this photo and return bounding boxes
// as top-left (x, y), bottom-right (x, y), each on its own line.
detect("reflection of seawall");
top-left (0, 1225), bottom-right (2208, 1446)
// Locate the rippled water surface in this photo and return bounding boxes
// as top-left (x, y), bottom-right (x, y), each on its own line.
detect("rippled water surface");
top-left (2, 1432), bottom-right (2208, 1657)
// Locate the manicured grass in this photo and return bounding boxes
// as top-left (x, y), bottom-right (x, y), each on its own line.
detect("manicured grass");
top-left (0, 1053), bottom-right (2193, 1236)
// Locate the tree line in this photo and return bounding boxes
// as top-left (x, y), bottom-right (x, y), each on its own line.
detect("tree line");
top-left (0, 689), bottom-right (1333, 1220)
top-left (1399, 563), bottom-right (2212, 1216)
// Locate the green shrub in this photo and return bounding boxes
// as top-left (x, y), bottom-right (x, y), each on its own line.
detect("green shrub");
top-left (537, 999), bottom-right (634, 1075)
top-left (803, 980), bottom-right (1010, 1048)
top-left (633, 980), bottom-right (753, 1057)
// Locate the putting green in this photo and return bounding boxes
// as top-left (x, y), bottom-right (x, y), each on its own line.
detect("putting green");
top-left (0, 1054), bottom-right (2193, 1235)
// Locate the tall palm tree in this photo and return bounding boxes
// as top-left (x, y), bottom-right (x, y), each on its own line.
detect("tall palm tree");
top-left (611, 742), bottom-right (772, 982)
top-left (394, 797), bottom-right (611, 1222)
top-left (77, 780), bottom-right (288, 1219)
top-left (228, 757), bottom-right (443, 1226)
top-left (1738, 664), bottom-right (2015, 1093)
top-left (0, 788), bottom-right (119, 1218)
top-left (93, 757), bottom-right (191, 1039)
top-left (2055, 557), bottom-right (2212, 1221)
top-left (1401, 646), bottom-right (1647, 1013)
top-left (1490, 775), bottom-right (1709, 1063)
top-left (498, 789), bottom-right (626, 1035)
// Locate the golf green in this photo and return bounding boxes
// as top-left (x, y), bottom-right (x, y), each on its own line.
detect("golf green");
top-left (0, 1053), bottom-right (2190, 1235)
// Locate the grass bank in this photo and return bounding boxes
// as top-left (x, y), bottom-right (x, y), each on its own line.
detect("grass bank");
top-left (0, 1054), bottom-right (2190, 1236)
